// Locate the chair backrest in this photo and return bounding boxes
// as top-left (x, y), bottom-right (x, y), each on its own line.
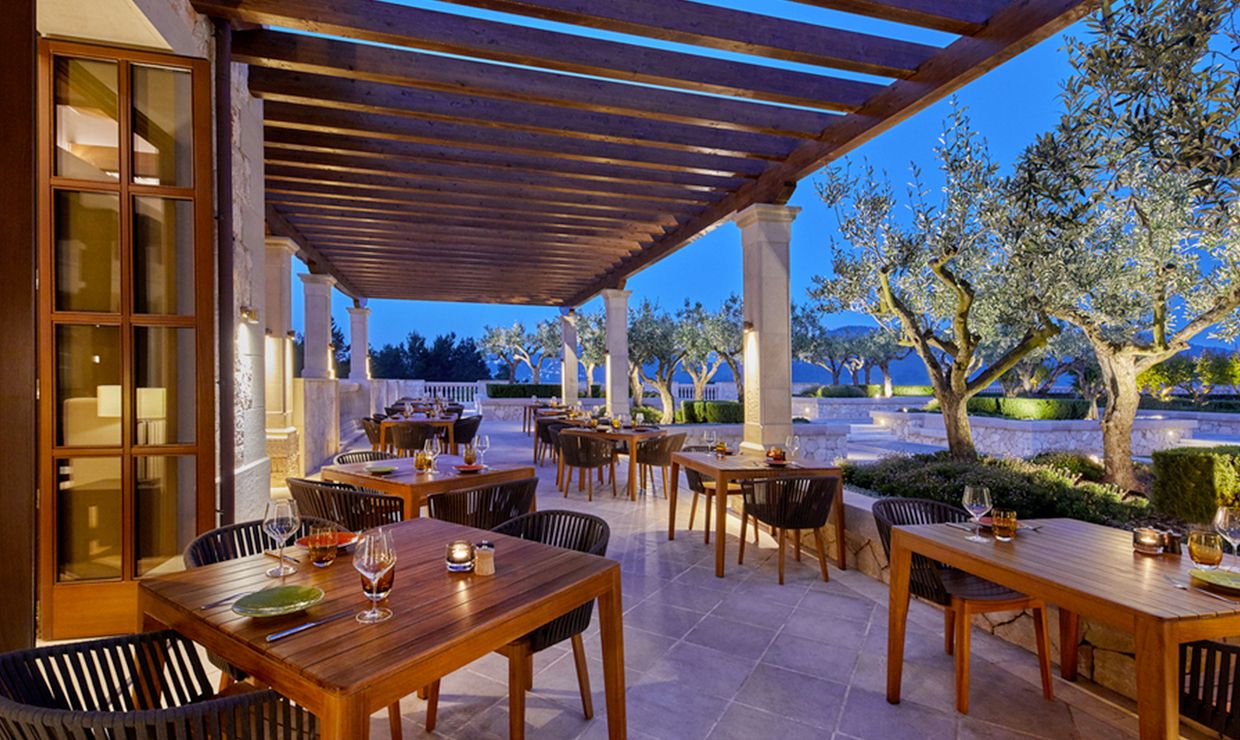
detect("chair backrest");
top-left (559, 432), bottom-right (612, 468)
top-left (1181, 640), bottom-right (1240, 737)
top-left (389, 422), bottom-right (434, 453)
top-left (286, 477), bottom-right (404, 531)
top-left (360, 418), bottom-right (382, 445)
top-left (453, 415), bottom-right (483, 446)
top-left (493, 511), bottom-right (610, 654)
top-left (184, 516), bottom-right (341, 568)
top-left (636, 433), bottom-right (685, 465)
top-left (427, 477), bottom-right (538, 531)
top-left (0, 631), bottom-right (317, 738)
top-left (741, 476), bottom-right (840, 531)
top-left (535, 417), bottom-right (560, 445)
top-left (870, 497), bottom-right (970, 606)
top-left (335, 449), bottom-right (396, 466)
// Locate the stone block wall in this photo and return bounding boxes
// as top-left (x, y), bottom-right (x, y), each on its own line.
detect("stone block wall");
top-left (792, 396), bottom-right (932, 421)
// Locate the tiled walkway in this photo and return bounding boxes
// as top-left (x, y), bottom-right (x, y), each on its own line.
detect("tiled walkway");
top-left (339, 420), bottom-right (1171, 739)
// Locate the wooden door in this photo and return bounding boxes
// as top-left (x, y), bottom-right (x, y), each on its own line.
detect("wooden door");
top-left (37, 39), bottom-right (214, 639)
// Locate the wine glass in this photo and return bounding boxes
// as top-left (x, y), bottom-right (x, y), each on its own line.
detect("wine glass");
top-left (424, 438), bottom-right (440, 473)
top-left (785, 435), bottom-right (802, 461)
top-left (475, 434), bottom-right (490, 466)
top-left (353, 528), bottom-right (397, 624)
top-left (961, 486), bottom-right (992, 543)
top-left (1214, 507), bottom-right (1240, 571)
top-left (263, 499), bottom-right (300, 578)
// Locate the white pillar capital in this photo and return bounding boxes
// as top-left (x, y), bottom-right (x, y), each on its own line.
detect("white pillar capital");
top-left (733, 203), bottom-right (801, 231)
top-left (265, 235), bottom-right (299, 257)
top-left (347, 306), bottom-right (371, 380)
top-left (299, 273), bottom-right (335, 379)
top-left (600, 290), bottom-right (631, 415)
top-left (298, 272), bottom-right (337, 290)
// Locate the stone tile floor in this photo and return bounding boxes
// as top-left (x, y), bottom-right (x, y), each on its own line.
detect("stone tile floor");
top-left (318, 420), bottom-right (1197, 739)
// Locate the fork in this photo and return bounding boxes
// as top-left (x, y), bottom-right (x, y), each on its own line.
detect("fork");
top-left (198, 591), bottom-right (248, 610)
top-left (1164, 575), bottom-right (1237, 604)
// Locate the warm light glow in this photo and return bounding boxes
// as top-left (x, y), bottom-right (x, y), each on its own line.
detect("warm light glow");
top-left (96, 385), bottom-right (121, 418)
top-left (136, 388), bottom-right (166, 419)
top-left (239, 306), bottom-right (259, 324)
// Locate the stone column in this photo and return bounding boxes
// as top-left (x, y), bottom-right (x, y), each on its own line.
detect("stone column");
top-left (347, 304), bottom-right (371, 380)
top-left (560, 308), bottom-right (579, 402)
top-left (298, 273), bottom-right (336, 379)
top-left (600, 288), bottom-right (631, 416)
top-left (265, 237), bottom-right (301, 488)
top-left (734, 204), bottom-right (799, 452)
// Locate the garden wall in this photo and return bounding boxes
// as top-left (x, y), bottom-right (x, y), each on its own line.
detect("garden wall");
top-left (479, 397), bottom-right (606, 421)
top-left (792, 396), bottom-right (933, 421)
top-left (672, 422), bottom-right (850, 464)
top-left (1138, 409), bottom-right (1240, 437)
top-left (871, 410), bottom-right (1197, 458)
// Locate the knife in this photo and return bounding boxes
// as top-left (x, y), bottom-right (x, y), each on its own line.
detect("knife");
top-left (265, 609), bottom-right (354, 642)
top-left (198, 591), bottom-right (249, 610)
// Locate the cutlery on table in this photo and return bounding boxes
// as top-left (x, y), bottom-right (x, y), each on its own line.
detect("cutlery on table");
top-left (198, 591), bottom-right (248, 610)
top-left (1164, 575), bottom-right (1237, 604)
top-left (264, 551), bottom-right (300, 565)
top-left (265, 609), bottom-right (354, 642)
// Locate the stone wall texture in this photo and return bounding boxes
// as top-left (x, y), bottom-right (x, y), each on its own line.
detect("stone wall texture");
top-left (792, 396), bottom-right (933, 421)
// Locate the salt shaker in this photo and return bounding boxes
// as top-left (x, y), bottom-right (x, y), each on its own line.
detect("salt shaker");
top-left (475, 541), bottom-right (496, 576)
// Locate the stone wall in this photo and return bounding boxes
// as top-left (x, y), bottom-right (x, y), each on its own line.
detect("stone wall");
top-left (480, 398), bottom-right (606, 422)
top-left (672, 423), bottom-right (850, 464)
top-left (792, 396), bottom-right (932, 421)
top-left (1138, 409), bottom-right (1240, 437)
top-left (294, 379), bottom-right (339, 475)
top-left (338, 380), bottom-right (372, 441)
top-left (871, 410), bottom-right (1198, 458)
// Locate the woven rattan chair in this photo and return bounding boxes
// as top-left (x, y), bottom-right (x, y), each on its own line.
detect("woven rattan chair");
top-left (871, 497), bottom-right (1053, 714)
top-left (334, 449), bottom-right (397, 466)
top-left (559, 431), bottom-right (616, 501)
top-left (361, 418), bottom-right (382, 450)
top-left (184, 516), bottom-right (342, 570)
top-left (424, 511), bottom-right (610, 734)
top-left (453, 415), bottom-right (483, 448)
top-left (682, 464), bottom-right (749, 546)
top-left (427, 477), bottom-right (538, 530)
top-left (287, 477), bottom-right (403, 531)
top-left (388, 421), bottom-right (434, 457)
top-left (738, 476), bottom-right (839, 584)
top-left (534, 417), bottom-right (568, 465)
top-left (635, 432), bottom-right (684, 497)
top-left (1181, 640), bottom-right (1240, 737)
top-left (0, 630), bottom-right (318, 739)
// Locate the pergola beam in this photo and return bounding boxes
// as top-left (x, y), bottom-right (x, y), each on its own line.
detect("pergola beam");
top-left (289, 219), bottom-right (644, 251)
top-left (789, 0), bottom-right (1008, 35)
top-left (264, 205), bottom-right (363, 298)
top-left (275, 206), bottom-right (664, 239)
top-left (193, 0), bottom-right (884, 112)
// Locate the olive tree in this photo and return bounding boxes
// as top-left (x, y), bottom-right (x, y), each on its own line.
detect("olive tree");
top-left (576, 309), bottom-right (606, 387)
top-left (702, 294), bottom-right (745, 402)
top-left (480, 321), bottom-right (547, 383)
top-left (812, 106), bottom-right (1059, 459)
top-left (532, 318), bottom-right (562, 385)
top-left (791, 304), bottom-right (854, 385)
top-left (857, 327), bottom-right (910, 397)
top-left (628, 300), bottom-right (684, 423)
top-left (677, 301), bottom-right (724, 401)
top-left (1010, 0), bottom-right (1240, 489)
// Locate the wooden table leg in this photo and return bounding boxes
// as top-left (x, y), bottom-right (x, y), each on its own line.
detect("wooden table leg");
top-left (1058, 608), bottom-right (1079, 681)
top-left (627, 438), bottom-right (639, 501)
top-left (831, 485), bottom-right (847, 570)
top-left (321, 695), bottom-right (369, 740)
top-left (886, 535), bottom-right (912, 704)
top-left (448, 424), bottom-right (456, 456)
top-left (714, 473), bottom-right (730, 577)
top-left (667, 461), bottom-right (680, 541)
top-left (1134, 619), bottom-right (1179, 740)
top-left (598, 570), bottom-right (627, 740)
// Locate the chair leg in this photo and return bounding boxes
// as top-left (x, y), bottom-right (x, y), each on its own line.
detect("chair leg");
top-left (1032, 605), bottom-right (1055, 701)
top-left (811, 527), bottom-right (830, 583)
top-left (508, 644), bottom-right (529, 739)
top-left (954, 601), bottom-right (971, 714)
top-left (738, 513), bottom-right (748, 565)
top-left (689, 491), bottom-right (700, 529)
top-left (777, 528), bottom-right (786, 585)
top-left (610, 461), bottom-right (618, 497)
top-left (704, 494), bottom-right (713, 545)
top-left (662, 466), bottom-right (670, 498)
top-left (424, 680), bottom-right (441, 732)
top-left (944, 609), bottom-right (956, 655)
top-left (524, 653), bottom-right (534, 692)
top-left (571, 633), bottom-right (594, 719)
top-left (587, 468), bottom-right (594, 502)
top-left (562, 466), bottom-right (571, 496)
top-left (388, 702), bottom-right (403, 740)
top-left (794, 529), bottom-right (802, 561)
top-left (218, 673), bottom-right (234, 692)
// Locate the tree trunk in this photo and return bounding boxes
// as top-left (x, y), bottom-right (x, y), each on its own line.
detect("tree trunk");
top-left (880, 364), bottom-right (894, 398)
top-left (865, 366), bottom-right (873, 384)
top-left (583, 363), bottom-right (596, 389)
top-left (507, 360), bottom-right (519, 383)
top-left (939, 393), bottom-right (977, 460)
top-left (693, 375), bottom-right (707, 401)
top-left (724, 355), bottom-right (743, 403)
top-left (655, 385), bottom-right (676, 424)
top-left (530, 363), bottom-right (541, 384)
top-left (851, 367), bottom-right (864, 385)
top-left (829, 368), bottom-right (841, 385)
top-left (1096, 352), bottom-right (1143, 491)
top-left (630, 368), bottom-right (643, 410)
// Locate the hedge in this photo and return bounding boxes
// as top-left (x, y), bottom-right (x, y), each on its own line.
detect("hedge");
top-left (843, 453), bottom-right (1148, 526)
top-left (678, 400), bottom-right (744, 424)
top-left (1152, 446), bottom-right (1240, 523)
top-left (924, 396), bottom-right (1090, 421)
top-left (799, 384), bottom-right (935, 398)
top-left (1141, 397), bottom-right (1240, 413)
top-left (1029, 451), bottom-right (1106, 483)
top-left (486, 383), bottom-right (602, 398)
top-left (861, 384), bottom-right (936, 397)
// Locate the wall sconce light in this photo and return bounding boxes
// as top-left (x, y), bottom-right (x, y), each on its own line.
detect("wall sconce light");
top-left (239, 306), bottom-right (259, 324)
top-left (286, 330), bottom-right (296, 340)
top-left (742, 321), bottom-right (755, 332)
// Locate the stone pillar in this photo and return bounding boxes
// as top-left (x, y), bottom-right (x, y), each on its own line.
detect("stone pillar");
top-left (560, 308), bottom-right (579, 401)
top-left (298, 273), bottom-right (336, 379)
top-left (734, 204), bottom-right (798, 452)
top-left (600, 288), bottom-right (631, 415)
top-left (347, 304), bottom-right (370, 380)
top-left (265, 237), bottom-right (300, 490)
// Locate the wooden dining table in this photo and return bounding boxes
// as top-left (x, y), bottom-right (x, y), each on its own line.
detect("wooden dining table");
top-left (560, 425), bottom-right (667, 501)
top-left (140, 518), bottom-right (626, 739)
top-left (322, 456), bottom-right (536, 519)
top-left (379, 414), bottom-right (459, 455)
top-left (886, 517), bottom-right (1240, 739)
top-left (668, 450), bottom-right (845, 578)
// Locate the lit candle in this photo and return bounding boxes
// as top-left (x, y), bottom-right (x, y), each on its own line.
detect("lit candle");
top-left (1133, 528), bottom-right (1163, 555)
top-left (445, 540), bottom-right (475, 572)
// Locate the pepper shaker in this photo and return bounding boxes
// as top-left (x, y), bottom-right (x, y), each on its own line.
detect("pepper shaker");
top-left (1161, 530), bottom-right (1182, 555)
top-left (475, 541), bottom-right (496, 576)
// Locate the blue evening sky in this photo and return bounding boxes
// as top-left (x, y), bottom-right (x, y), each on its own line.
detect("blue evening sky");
top-left (290, 0), bottom-right (1082, 353)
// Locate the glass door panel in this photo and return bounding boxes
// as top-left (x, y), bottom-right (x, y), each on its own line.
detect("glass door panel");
top-left (135, 455), bottom-right (195, 577)
top-left (55, 324), bottom-right (121, 447)
top-left (55, 457), bottom-right (123, 582)
top-left (54, 190), bottom-right (120, 312)
top-left (134, 327), bottom-right (195, 445)
top-left (53, 58), bottom-right (120, 181)
top-left (131, 65), bottom-right (192, 187)
top-left (133, 197), bottom-right (193, 315)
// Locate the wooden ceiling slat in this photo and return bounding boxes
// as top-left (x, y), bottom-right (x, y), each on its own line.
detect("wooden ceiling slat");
top-left (275, 207), bottom-right (663, 239)
top-left (263, 148), bottom-right (727, 202)
top-left (264, 128), bottom-right (745, 191)
top-left (303, 231), bottom-right (639, 255)
top-left (567, 0), bottom-right (1096, 305)
top-left (264, 206), bottom-right (363, 297)
top-left (789, 0), bottom-right (1008, 35)
top-left (249, 69), bottom-right (799, 160)
top-left (193, 0), bottom-right (885, 112)
top-left (333, 253), bottom-right (618, 269)
top-left (235, 30), bottom-right (839, 138)
top-left (264, 102), bottom-right (771, 178)
top-left (439, 0), bottom-right (938, 78)
top-left (288, 217), bottom-right (645, 250)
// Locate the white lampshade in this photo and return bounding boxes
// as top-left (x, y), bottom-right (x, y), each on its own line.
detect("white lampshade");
top-left (96, 385), bottom-right (121, 418)
top-left (137, 387), bottom-right (167, 419)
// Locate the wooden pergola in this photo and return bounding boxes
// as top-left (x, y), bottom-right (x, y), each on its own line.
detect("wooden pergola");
top-left (194, 0), bottom-right (1094, 306)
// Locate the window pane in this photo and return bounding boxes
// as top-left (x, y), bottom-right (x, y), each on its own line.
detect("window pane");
top-left (134, 327), bottom-right (195, 445)
top-left (56, 324), bottom-right (121, 447)
top-left (54, 58), bottom-right (120, 181)
top-left (133, 197), bottom-right (193, 315)
top-left (56, 457), bottom-right (122, 582)
top-left (136, 455), bottom-right (195, 577)
top-left (55, 191), bottom-right (120, 313)
top-left (132, 65), bottom-right (192, 187)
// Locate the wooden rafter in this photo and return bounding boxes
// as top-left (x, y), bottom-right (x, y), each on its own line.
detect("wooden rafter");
top-left (264, 205), bottom-right (362, 298)
top-left (789, 0), bottom-right (1009, 35)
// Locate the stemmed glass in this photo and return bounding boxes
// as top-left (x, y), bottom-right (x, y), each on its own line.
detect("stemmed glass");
top-left (961, 486), bottom-right (992, 543)
top-left (353, 528), bottom-right (397, 624)
top-left (263, 500), bottom-right (300, 578)
top-left (475, 434), bottom-right (490, 466)
top-left (785, 435), bottom-right (802, 461)
top-left (1214, 507), bottom-right (1240, 571)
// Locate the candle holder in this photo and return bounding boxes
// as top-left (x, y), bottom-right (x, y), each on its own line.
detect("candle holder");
top-left (445, 540), bottom-right (475, 572)
top-left (1133, 527), bottom-right (1164, 555)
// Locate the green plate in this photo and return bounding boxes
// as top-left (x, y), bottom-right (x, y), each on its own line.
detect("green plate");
top-left (1188, 568), bottom-right (1240, 593)
top-left (365, 465), bottom-right (396, 476)
top-left (231, 585), bottom-right (324, 617)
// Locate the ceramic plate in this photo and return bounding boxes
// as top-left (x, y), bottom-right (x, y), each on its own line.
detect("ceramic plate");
top-left (1189, 568), bottom-right (1240, 593)
top-left (364, 465), bottom-right (396, 476)
top-left (231, 586), bottom-right (324, 618)
top-left (455, 464), bottom-right (486, 474)
top-left (765, 460), bottom-right (790, 467)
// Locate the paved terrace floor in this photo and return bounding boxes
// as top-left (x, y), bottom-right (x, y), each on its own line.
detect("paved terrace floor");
top-left (308, 419), bottom-right (1198, 740)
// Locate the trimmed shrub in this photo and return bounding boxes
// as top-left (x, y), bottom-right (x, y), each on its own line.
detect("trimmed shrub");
top-left (702, 401), bottom-right (743, 423)
top-left (1152, 446), bottom-right (1240, 523)
top-left (859, 384), bottom-right (937, 397)
top-left (814, 385), bottom-right (868, 398)
top-left (631, 404), bottom-right (662, 423)
top-left (486, 383), bottom-right (601, 398)
top-left (1141, 397), bottom-right (1240, 413)
top-left (843, 453), bottom-right (1148, 526)
top-left (923, 396), bottom-right (1089, 420)
top-left (1030, 451), bottom-right (1106, 483)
